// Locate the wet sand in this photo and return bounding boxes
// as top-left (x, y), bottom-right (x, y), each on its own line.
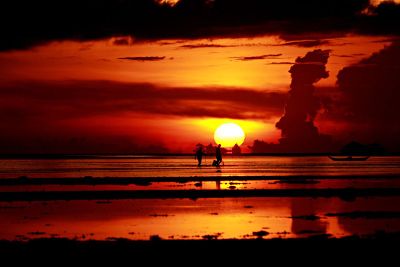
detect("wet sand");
top-left (1, 188), bottom-right (400, 201)
top-left (2, 172), bottom-right (400, 240)
top-left (2, 157), bottom-right (400, 260)
top-left (2, 174), bottom-right (400, 185)
top-left (2, 197), bottom-right (400, 241)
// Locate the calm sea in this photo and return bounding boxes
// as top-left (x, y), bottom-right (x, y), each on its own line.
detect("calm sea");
top-left (0, 155), bottom-right (400, 178)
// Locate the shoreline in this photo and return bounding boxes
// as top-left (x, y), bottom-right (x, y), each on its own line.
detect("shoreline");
top-left (2, 174), bottom-right (400, 186)
top-left (1, 187), bottom-right (400, 201)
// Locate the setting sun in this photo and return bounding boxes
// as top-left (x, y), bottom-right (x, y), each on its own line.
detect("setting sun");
top-left (214, 123), bottom-right (245, 148)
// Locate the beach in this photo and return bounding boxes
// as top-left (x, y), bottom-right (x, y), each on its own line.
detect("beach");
top-left (1, 156), bottom-right (400, 244)
top-left (1, 155), bottom-right (400, 262)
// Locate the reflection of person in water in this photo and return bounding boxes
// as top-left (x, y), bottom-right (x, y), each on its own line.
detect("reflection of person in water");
top-left (195, 145), bottom-right (205, 166)
top-left (291, 198), bottom-right (327, 236)
top-left (216, 179), bottom-right (221, 190)
top-left (215, 144), bottom-right (223, 166)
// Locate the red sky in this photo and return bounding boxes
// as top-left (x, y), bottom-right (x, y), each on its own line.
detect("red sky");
top-left (1, 0), bottom-right (400, 154)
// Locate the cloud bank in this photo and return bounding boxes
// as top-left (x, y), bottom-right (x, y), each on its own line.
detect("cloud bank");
top-left (275, 49), bottom-right (332, 152)
top-left (335, 41), bottom-right (400, 150)
top-left (1, 0), bottom-right (399, 51)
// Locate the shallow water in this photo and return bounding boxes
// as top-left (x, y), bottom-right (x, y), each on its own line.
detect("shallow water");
top-left (1, 197), bottom-right (400, 241)
top-left (2, 178), bottom-right (400, 192)
top-left (1, 156), bottom-right (400, 241)
top-left (1, 156), bottom-right (400, 178)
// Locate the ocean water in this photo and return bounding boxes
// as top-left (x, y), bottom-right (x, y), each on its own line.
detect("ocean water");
top-left (1, 155), bottom-right (400, 178)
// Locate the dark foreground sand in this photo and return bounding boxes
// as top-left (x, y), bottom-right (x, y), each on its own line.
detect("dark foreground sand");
top-left (1, 235), bottom-right (399, 264)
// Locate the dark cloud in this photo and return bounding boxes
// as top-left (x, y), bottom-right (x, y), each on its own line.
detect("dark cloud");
top-left (0, 80), bottom-right (285, 122)
top-left (1, 0), bottom-right (399, 51)
top-left (118, 56), bottom-right (166, 61)
top-left (371, 37), bottom-right (400, 43)
top-left (267, 62), bottom-right (294, 65)
top-left (275, 40), bottom-right (331, 48)
top-left (332, 53), bottom-right (366, 58)
top-left (113, 37), bottom-right (131, 46)
top-left (278, 32), bottom-right (347, 42)
top-left (230, 54), bottom-right (282, 61)
top-left (179, 44), bottom-right (235, 49)
top-left (335, 41), bottom-right (400, 150)
top-left (275, 49), bottom-right (332, 152)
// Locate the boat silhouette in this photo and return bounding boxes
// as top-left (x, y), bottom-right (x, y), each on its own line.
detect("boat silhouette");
top-left (328, 155), bottom-right (370, 161)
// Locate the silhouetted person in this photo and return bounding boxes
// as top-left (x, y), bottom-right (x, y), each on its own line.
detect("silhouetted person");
top-left (215, 144), bottom-right (223, 166)
top-left (195, 145), bottom-right (205, 166)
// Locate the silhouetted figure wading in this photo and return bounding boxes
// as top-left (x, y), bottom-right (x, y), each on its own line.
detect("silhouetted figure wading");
top-left (213, 144), bottom-right (223, 167)
top-left (195, 145), bottom-right (205, 166)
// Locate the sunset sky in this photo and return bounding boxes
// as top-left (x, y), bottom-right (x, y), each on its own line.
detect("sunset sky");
top-left (1, 0), bottom-right (400, 154)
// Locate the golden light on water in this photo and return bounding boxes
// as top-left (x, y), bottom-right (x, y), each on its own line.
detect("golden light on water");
top-left (214, 122), bottom-right (245, 148)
